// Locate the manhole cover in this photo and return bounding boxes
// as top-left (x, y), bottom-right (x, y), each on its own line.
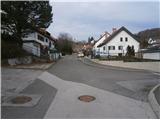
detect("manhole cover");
top-left (78, 95), bottom-right (96, 102)
top-left (11, 96), bottom-right (32, 104)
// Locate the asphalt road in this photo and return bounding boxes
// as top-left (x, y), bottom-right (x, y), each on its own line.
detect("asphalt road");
top-left (48, 54), bottom-right (160, 102)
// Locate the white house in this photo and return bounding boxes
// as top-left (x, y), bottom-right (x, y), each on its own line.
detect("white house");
top-left (97, 26), bottom-right (140, 57)
top-left (93, 31), bottom-right (110, 56)
top-left (22, 28), bottom-right (58, 60)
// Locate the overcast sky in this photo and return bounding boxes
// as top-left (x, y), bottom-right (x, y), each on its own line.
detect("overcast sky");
top-left (47, 0), bottom-right (160, 41)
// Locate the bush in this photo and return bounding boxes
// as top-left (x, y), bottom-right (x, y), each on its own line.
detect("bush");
top-left (95, 55), bottom-right (100, 59)
top-left (1, 40), bottom-right (27, 59)
top-left (126, 45), bottom-right (135, 57)
top-left (98, 56), bottom-right (124, 61)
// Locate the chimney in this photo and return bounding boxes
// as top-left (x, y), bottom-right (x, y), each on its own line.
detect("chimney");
top-left (105, 31), bottom-right (110, 38)
top-left (112, 28), bottom-right (117, 33)
top-left (104, 31), bottom-right (108, 35)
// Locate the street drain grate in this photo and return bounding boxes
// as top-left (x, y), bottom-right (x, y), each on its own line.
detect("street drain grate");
top-left (78, 95), bottom-right (96, 102)
top-left (11, 96), bottom-right (32, 104)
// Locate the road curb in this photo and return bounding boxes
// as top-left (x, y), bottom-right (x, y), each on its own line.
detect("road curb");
top-left (80, 57), bottom-right (147, 72)
top-left (3, 62), bottom-right (56, 71)
top-left (148, 84), bottom-right (160, 118)
top-left (87, 57), bottom-right (160, 73)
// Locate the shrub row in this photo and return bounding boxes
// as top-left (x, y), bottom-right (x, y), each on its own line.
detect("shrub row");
top-left (94, 55), bottom-right (160, 62)
top-left (1, 40), bottom-right (28, 59)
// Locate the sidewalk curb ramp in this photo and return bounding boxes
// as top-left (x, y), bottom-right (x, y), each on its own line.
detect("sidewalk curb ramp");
top-left (148, 84), bottom-right (160, 118)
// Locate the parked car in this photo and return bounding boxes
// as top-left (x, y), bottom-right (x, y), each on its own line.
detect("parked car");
top-left (77, 52), bottom-right (84, 57)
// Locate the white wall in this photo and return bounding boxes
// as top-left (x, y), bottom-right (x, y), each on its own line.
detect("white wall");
top-left (23, 32), bottom-right (55, 48)
top-left (22, 31), bottom-right (56, 57)
top-left (50, 41), bottom-right (55, 49)
top-left (143, 52), bottom-right (160, 60)
top-left (23, 32), bottom-right (55, 49)
top-left (93, 34), bottom-right (109, 55)
top-left (23, 33), bottom-right (37, 41)
top-left (23, 42), bottom-right (40, 57)
top-left (103, 30), bottom-right (139, 56)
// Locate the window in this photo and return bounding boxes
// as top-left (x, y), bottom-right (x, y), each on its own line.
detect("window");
top-left (120, 37), bottom-right (123, 42)
top-left (125, 37), bottom-right (128, 42)
top-left (49, 41), bottom-right (51, 47)
top-left (103, 46), bottom-right (105, 51)
top-left (38, 34), bottom-right (44, 42)
top-left (46, 38), bottom-right (48, 43)
top-left (108, 46), bottom-right (115, 50)
top-left (118, 46), bottom-right (123, 50)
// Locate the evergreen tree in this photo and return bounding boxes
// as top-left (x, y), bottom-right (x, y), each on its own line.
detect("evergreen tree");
top-left (1, 1), bottom-right (53, 48)
top-left (126, 45), bottom-right (135, 57)
top-left (126, 45), bottom-right (132, 57)
top-left (90, 36), bottom-right (94, 41)
top-left (131, 46), bottom-right (135, 56)
top-left (88, 36), bottom-right (94, 43)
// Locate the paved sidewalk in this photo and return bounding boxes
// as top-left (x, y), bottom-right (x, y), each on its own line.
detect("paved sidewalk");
top-left (91, 59), bottom-right (160, 73)
top-left (2, 79), bottom-right (57, 119)
top-left (38, 72), bottom-right (156, 119)
top-left (1, 67), bottom-right (57, 119)
top-left (2, 68), bottom-right (43, 96)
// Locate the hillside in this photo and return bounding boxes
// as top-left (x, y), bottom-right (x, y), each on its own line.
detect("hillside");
top-left (136, 28), bottom-right (160, 40)
top-left (135, 28), bottom-right (160, 48)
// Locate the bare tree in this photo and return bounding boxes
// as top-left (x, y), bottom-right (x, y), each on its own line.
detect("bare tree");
top-left (56, 33), bottom-right (73, 55)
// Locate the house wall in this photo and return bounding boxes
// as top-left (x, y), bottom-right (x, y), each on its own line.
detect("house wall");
top-left (23, 32), bottom-right (55, 49)
top-left (93, 34), bottom-right (108, 56)
top-left (98, 46), bottom-right (108, 56)
top-left (103, 31), bottom-right (140, 56)
top-left (23, 42), bottom-right (40, 57)
top-left (23, 33), bottom-right (37, 41)
top-left (143, 52), bottom-right (160, 60)
top-left (22, 32), bottom-right (55, 57)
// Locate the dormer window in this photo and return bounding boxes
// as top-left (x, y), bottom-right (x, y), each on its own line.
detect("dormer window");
top-left (125, 37), bottom-right (128, 42)
top-left (120, 37), bottom-right (123, 42)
